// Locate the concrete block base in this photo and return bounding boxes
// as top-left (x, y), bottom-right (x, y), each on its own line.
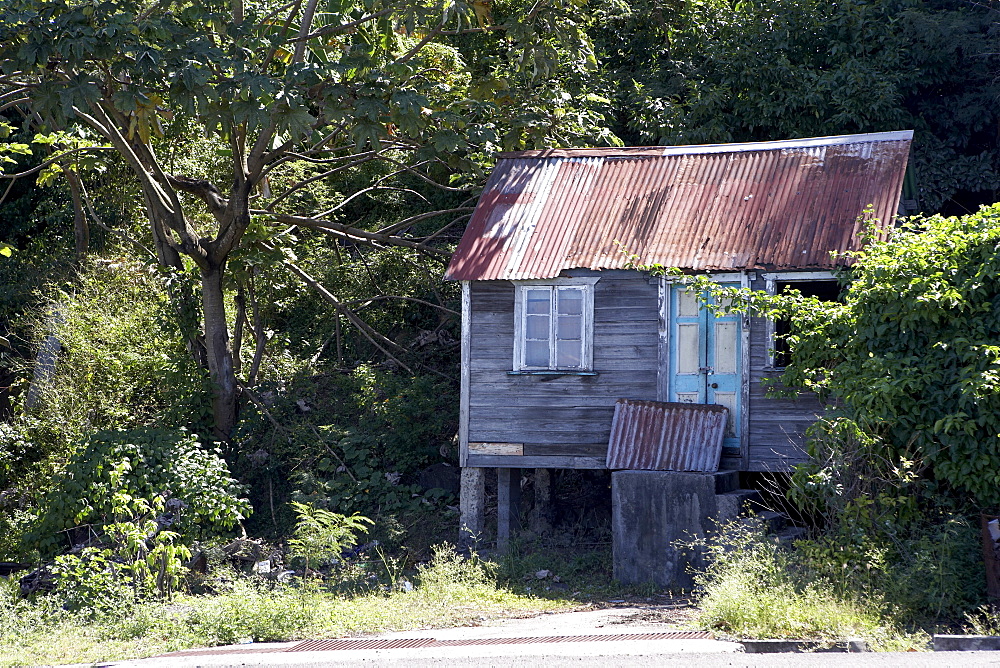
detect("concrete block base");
top-left (612, 470), bottom-right (720, 589)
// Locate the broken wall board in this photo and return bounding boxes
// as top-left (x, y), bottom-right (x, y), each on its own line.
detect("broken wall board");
top-left (468, 442), bottom-right (524, 456)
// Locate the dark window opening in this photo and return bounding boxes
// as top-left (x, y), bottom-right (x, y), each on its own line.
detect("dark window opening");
top-left (772, 280), bottom-right (841, 368)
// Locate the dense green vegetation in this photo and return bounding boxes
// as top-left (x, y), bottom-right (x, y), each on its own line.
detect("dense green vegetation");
top-left (0, 0), bottom-right (998, 656)
top-left (683, 204), bottom-right (1000, 629)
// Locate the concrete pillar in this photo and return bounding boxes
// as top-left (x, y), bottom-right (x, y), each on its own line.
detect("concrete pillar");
top-left (459, 467), bottom-right (486, 551)
top-left (496, 468), bottom-right (521, 551)
top-left (530, 468), bottom-right (554, 533)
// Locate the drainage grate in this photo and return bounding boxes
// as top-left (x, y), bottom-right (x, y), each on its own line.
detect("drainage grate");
top-left (291, 638), bottom-right (437, 652)
top-left (288, 631), bottom-right (714, 652)
top-left (160, 631), bottom-right (716, 657)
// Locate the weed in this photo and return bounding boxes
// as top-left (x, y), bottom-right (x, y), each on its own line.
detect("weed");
top-left (175, 580), bottom-right (317, 644)
top-left (0, 545), bottom-right (568, 667)
top-left (964, 606), bottom-right (1000, 636)
top-left (692, 519), bottom-right (906, 648)
top-left (285, 501), bottom-right (372, 577)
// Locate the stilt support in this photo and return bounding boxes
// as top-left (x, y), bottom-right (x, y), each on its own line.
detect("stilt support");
top-left (497, 467), bottom-right (521, 551)
top-left (459, 467), bottom-right (486, 551)
top-left (530, 468), bottom-right (554, 534)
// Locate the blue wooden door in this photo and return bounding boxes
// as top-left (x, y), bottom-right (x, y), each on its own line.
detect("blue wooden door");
top-left (669, 284), bottom-right (741, 453)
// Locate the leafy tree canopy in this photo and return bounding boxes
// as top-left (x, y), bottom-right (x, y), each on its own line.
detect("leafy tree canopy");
top-left (592, 0), bottom-right (1000, 214)
top-left (0, 0), bottom-right (617, 437)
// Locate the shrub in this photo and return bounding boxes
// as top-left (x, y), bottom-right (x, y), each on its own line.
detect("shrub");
top-left (286, 501), bottom-right (372, 574)
top-left (414, 544), bottom-right (502, 603)
top-left (694, 520), bottom-right (893, 644)
top-left (29, 428), bottom-right (251, 556)
top-left (177, 581), bottom-right (316, 644)
top-left (21, 259), bottom-right (212, 446)
top-left (781, 205), bottom-right (1000, 506)
top-left (0, 258), bottom-right (212, 557)
top-left (788, 416), bottom-right (985, 622)
top-left (682, 206), bottom-right (1000, 625)
top-left (232, 364), bottom-right (458, 537)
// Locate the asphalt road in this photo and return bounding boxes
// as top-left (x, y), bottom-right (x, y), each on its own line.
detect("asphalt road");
top-left (100, 644), bottom-right (1000, 668)
top-left (76, 605), bottom-right (1000, 668)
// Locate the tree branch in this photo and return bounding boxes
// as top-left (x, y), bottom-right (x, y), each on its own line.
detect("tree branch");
top-left (259, 210), bottom-right (449, 256)
top-left (374, 206), bottom-right (474, 235)
top-left (340, 294), bottom-right (459, 316)
top-left (246, 274), bottom-right (267, 387)
top-left (0, 97), bottom-right (29, 114)
top-left (280, 257), bottom-right (414, 373)
top-left (418, 212), bottom-right (472, 242)
top-left (166, 174), bottom-right (228, 219)
top-left (137, 0), bottom-right (174, 22)
top-left (296, 9), bottom-right (394, 42)
top-left (395, 20), bottom-right (447, 65)
top-left (260, 0), bottom-right (304, 70)
top-left (79, 178), bottom-right (157, 260)
top-left (379, 155), bottom-right (472, 192)
top-left (439, 25), bottom-right (506, 35)
top-left (264, 153), bottom-right (381, 209)
top-left (312, 182), bottom-right (428, 220)
top-left (291, 0), bottom-right (321, 63)
top-left (0, 179), bottom-right (15, 208)
top-left (0, 146), bottom-right (115, 180)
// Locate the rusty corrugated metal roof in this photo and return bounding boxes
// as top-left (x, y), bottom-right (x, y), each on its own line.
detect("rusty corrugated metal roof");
top-left (606, 399), bottom-right (728, 472)
top-left (445, 131), bottom-right (912, 280)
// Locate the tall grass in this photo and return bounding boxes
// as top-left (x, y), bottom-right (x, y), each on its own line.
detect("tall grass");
top-left (692, 520), bottom-right (913, 648)
top-left (0, 545), bottom-right (568, 668)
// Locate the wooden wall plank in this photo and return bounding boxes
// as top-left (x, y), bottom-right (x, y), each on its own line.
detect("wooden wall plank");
top-left (744, 274), bottom-right (824, 471)
top-left (466, 454), bottom-right (607, 469)
top-left (467, 270), bottom-right (828, 473)
top-left (466, 271), bottom-right (658, 467)
top-left (523, 442), bottom-right (608, 457)
top-left (459, 281), bottom-right (471, 467)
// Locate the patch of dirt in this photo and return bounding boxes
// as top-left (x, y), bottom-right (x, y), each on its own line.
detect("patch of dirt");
top-left (608, 607), bottom-right (700, 626)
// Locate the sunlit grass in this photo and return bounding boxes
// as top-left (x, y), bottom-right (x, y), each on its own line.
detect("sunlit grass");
top-left (691, 520), bottom-right (928, 651)
top-left (0, 547), bottom-right (571, 668)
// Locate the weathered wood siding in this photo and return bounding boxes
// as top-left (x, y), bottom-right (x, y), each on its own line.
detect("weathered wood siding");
top-left (745, 276), bottom-right (824, 471)
top-left (464, 271), bottom-right (822, 471)
top-left (466, 270), bottom-right (658, 469)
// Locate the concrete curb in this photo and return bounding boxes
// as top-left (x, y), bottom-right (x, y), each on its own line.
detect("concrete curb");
top-left (739, 638), bottom-right (869, 653)
top-left (933, 635), bottom-right (1000, 651)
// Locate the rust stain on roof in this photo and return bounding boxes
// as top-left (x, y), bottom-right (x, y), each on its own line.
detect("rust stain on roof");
top-left (445, 131), bottom-right (912, 281)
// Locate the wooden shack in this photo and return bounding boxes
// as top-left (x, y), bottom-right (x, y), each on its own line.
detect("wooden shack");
top-left (444, 131), bottom-right (913, 543)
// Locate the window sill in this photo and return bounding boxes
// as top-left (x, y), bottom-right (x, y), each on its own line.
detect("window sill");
top-left (507, 370), bottom-right (599, 376)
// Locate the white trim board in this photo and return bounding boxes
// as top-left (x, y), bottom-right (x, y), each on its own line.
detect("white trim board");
top-left (459, 281), bottom-right (471, 467)
top-left (656, 131), bottom-right (913, 157)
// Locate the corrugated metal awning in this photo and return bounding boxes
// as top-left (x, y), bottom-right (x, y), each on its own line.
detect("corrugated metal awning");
top-left (606, 399), bottom-right (728, 472)
top-left (445, 131), bottom-right (912, 280)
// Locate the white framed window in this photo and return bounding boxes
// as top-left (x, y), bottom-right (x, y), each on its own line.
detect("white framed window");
top-left (513, 277), bottom-right (598, 371)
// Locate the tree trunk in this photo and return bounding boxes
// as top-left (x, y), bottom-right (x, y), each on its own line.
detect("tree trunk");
top-left (65, 169), bottom-right (89, 260)
top-left (202, 265), bottom-right (238, 440)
